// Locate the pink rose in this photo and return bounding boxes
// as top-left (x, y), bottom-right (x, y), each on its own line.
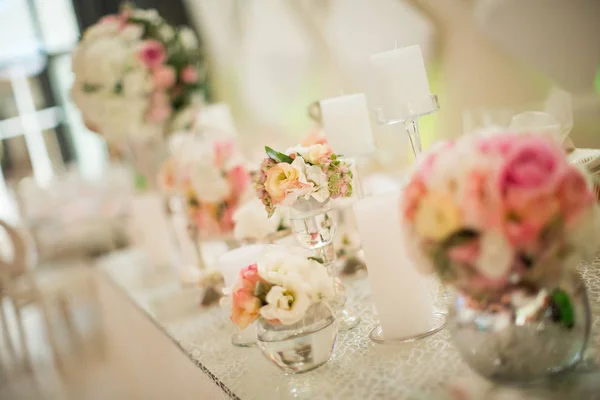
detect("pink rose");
top-left (213, 141), bottom-right (233, 169)
top-left (498, 135), bottom-right (565, 206)
top-left (138, 40), bottom-right (166, 69)
top-left (448, 240), bottom-right (480, 265)
top-left (302, 130), bottom-right (329, 147)
top-left (401, 176), bottom-right (427, 221)
top-left (479, 133), bottom-right (517, 155)
top-left (219, 204), bottom-right (236, 233)
top-left (228, 166), bottom-right (250, 198)
top-left (152, 66), bottom-right (176, 89)
top-left (238, 264), bottom-right (262, 292)
top-left (231, 288), bottom-right (261, 329)
top-left (463, 170), bottom-right (502, 229)
top-left (181, 65), bottom-right (198, 83)
top-left (558, 167), bottom-right (595, 224)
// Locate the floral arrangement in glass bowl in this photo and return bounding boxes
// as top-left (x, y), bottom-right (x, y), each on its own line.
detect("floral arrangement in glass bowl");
top-left (255, 144), bottom-right (354, 217)
top-left (401, 131), bottom-right (600, 381)
top-left (402, 132), bottom-right (598, 298)
top-left (230, 246), bottom-right (338, 373)
top-left (159, 134), bottom-right (251, 237)
top-left (230, 247), bottom-right (334, 328)
top-left (71, 6), bottom-right (206, 144)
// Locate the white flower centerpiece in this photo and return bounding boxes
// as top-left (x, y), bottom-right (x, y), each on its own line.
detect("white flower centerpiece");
top-left (230, 246), bottom-right (338, 373)
top-left (72, 5), bottom-right (206, 188)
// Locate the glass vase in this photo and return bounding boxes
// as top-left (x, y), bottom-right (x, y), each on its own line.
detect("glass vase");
top-left (257, 302), bottom-right (338, 374)
top-left (288, 199), bottom-right (360, 330)
top-left (448, 270), bottom-right (590, 383)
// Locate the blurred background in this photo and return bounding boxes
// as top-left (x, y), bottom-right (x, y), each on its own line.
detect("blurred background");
top-left (1, 0), bottom-right (599, 222)
top-left (0, 0), bottom-right (599, 398)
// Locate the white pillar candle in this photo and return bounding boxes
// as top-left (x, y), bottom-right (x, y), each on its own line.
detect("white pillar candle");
top-left (369, 45), bottom-right (432, 120)
top-left (353, 190), bottom-right (434, 339)
top-left (218, 244), bottom-right (267, 290)
top-left (198, 103), bottom-right (238, 137)
top-left (320, 93), bottom-right (376, 157)
top-left (130, 193), bottom-right (175, 268)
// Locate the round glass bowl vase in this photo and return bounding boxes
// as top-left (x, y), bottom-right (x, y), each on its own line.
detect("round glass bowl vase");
top-left (448, 270), bottom-right (590, 383)
top-left (256, 302), bottom-right (338, 374)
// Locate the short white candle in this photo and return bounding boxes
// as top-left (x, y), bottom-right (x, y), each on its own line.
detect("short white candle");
top-left (218, 244), bottom-right (266, 290)
top-left (353, 190), bottom-right (434, 339)
top-left (320, 93), bottom-right (376, 157)
top-left (370, 45), bottom-right (432, 120)
top-left (198, 103), bottom-right (238, 137)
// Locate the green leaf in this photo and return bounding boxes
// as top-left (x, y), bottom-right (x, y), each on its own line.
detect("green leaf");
top-left (265, 146), bottom-right (293, 164)
top-left (551, 289), bottom-right (575, 329)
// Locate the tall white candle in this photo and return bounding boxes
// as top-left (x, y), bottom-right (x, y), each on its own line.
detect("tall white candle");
top-left (198, 103), bottom-right (238, 137)
top-left (353, 190), bottom-right (434, 339)
top-left (320, 93), bottom-right (376, 157)
top-left (370, 45), bottom-right (432, 120)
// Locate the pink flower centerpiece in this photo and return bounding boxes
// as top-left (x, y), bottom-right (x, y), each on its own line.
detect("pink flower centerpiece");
top-left (401, 132), bottom-right (598, 299)
top-left (255, 145), bottom-right (354, 217)
top-left (160, 133), bottom-right (251, 238)
top-left (71, 6), bottom-right (206, 144)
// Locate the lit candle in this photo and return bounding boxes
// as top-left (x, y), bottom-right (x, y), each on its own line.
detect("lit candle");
top-left (353, 190), bottom-right (435, 339)
top-left (198, 103), bottom-right (238, 137)
top-left (369, 45), bottom-right (432, 120)
top-left (320, 93), bottom-right (376, 157)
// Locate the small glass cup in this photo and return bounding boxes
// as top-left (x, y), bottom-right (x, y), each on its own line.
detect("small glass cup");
top-left (257, 302), bottom-right (338, 374)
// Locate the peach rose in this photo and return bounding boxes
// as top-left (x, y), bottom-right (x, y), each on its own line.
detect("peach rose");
top-left (264, 163), bottom-right (304, 203)
top-left (231, 288), bottom-right (261, 329)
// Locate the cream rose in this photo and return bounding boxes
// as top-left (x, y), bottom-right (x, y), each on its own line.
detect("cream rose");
top-left (233, 198), bottom-right (281, 241)
top-left (259, 285), bottom-right (311, 325)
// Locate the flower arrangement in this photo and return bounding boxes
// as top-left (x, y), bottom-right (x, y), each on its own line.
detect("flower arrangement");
top-left (255, 145), bottom-right (354, 217)
top-left (159, 133), bottom-right (251, 236)
top-left (230, 247), bottom-right (334, 329)
top-left (71, 6), bottom-right (206, 143)
top-left (401, 132), bottom-right (598, 299)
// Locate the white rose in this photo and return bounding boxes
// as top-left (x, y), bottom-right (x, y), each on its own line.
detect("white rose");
top-left (122, 69), bottom-right (152, 97)
top-left (83, 37), bottom-right (131, 87)
top-left (178, 27), bottom-right (199, 49)
top-left (306, 164), bottom-right (330, 202)
top-left (286, 144), bottom-right (329, 164)
top-left (132, 9), bottom-right (160, 22)
top-left (476, 231), bottom-right (513, 280)
top-left (258, 250), bottom-right (307, 287)
top-left (233, 198), bottom-right (281, 241)
top-left (191, 162), bottom-right (232, 203)
top-left (120, 24), bottom-right (144, 41)
top-left (259, 285), bottom-right (311, 325)
top-left (83, 22), bottom-right (119, 42)
top-left (158, 25), bottom-right (175, 42)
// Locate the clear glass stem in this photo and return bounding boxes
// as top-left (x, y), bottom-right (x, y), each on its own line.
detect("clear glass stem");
top-left (404, 119), bottom-right (422, 159)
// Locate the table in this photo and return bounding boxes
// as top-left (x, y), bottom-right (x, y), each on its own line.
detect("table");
top-left (97, 250), bottom-right (600, 399)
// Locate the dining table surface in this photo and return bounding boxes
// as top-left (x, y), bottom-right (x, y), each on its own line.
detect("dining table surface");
top-left (97, 249), bottom-right (600, 400)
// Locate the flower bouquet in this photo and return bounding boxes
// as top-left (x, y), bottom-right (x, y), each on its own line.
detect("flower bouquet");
top-left (72, 6), bottom-right (206, 144)
top-left (401, 131), bottom-right (599, 381)
top-left (255, 144), bottom-right (353, 217)
top-left (160, 134), bottom-right (251, 239)
top-left (230, 246), bottom-right (337, 373)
